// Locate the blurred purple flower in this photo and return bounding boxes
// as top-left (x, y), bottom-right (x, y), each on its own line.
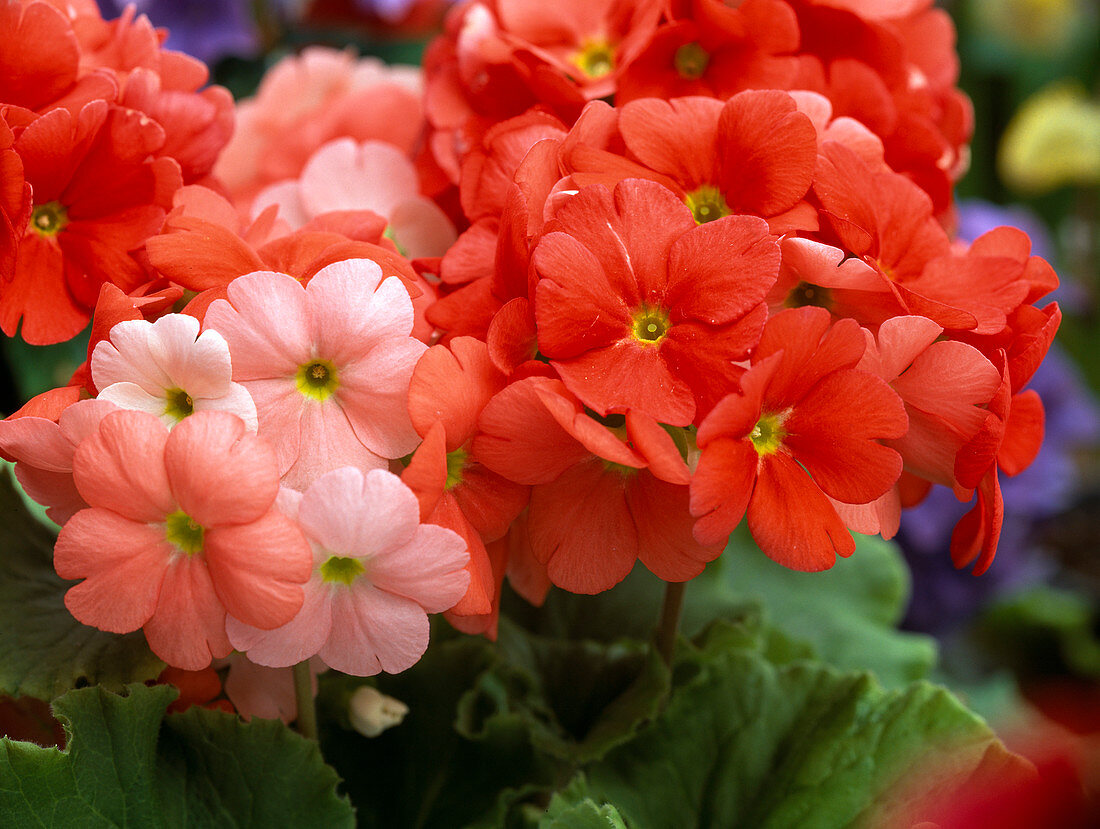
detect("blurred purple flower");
top-left (96, 0), bottom-right (260, 66)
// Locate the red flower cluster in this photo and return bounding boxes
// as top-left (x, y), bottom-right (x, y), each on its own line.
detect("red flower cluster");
top-left (0, 0), bottom-right (232, 343)
top-left (0, 0), bottom-right (1060, 648)
top-left (402, 0), bottom-right (1057, 631)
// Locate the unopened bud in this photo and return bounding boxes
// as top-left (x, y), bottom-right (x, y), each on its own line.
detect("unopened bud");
top-left (349, 686), bottom-right (408, 737)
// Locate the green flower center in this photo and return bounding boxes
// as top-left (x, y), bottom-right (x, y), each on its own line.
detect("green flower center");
top-left (674, 42), bottom-right (710, 79)
top-left (296, 359), bottom-right (339, 401)
top-left (164, 388), bottom-right (195, 421)
top-left (750, 413), bottom-right (787, 455)
top-left (786, 281), bottom-right (833, 310)
top-left (445, 447), bottom-right (468, 490)
top-left (632, 306), bottom-right (671, 345)
top-left (165, 510), bottom-right (205, 555)
top-left (320, 555), bottom-right (365, 586)
top-left (29, 201), bottom-right (68, 237)
top-left (684, 185), bottom-right (731, 225)
top-left (574, 39), bottom-right (615, 79)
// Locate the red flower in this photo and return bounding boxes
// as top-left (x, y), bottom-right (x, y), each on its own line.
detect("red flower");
top-left (402, 336), bottom-right (530, 634)
top-left (691, 307), bottom-right (907, 570)
top-left (474, 376), bottom-right (720, 593)
top-left (1, 101), bottom-right (179, 344)
top-left (532, 178), bottom-right (779, 426)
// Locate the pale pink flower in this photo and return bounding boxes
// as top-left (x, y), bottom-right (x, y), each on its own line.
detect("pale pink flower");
top-left (227, 467), bottom-right (470, 676)
top-left (203, 259), bottom-right (427, 491)
top-left (219, 654), bottom-right (323, 723)
top-left (91, 314), bottom-right (258, 430)
top-left (214, 47), bottom-right (423, 212)
top-left (54, 410), bottom-right (313, 671)
top-left (0, 399), bottom-right (118, 525)
top-left (253, 138), bottom-right (457, 258)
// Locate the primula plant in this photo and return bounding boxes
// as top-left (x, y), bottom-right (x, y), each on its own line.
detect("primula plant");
top-left (0, 0), bottom-right (1092, 826)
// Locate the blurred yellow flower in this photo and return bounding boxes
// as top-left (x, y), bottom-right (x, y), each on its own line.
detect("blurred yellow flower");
top-left (971, 0), bottom-right (1089, 52)
top-left (999, 82), bottom-right (1100, 194)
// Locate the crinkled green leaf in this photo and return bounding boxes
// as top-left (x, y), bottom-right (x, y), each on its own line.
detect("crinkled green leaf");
top-left (550, 623), bottom-right (1028, 829)
top-left (540, 792), bottom-right (626, 829)
top-left (506, 528), bottom-right (935, 687)
top-left (0, 683), bottom-right (354, 827)
top-left (455, 619), bottom-right (670, 766)
top-left (320, 635), bottom-right (552, 829)
top-left (691, 527), bottom-right (937, 685)
top-left (0, 470), bottom-right (164, 700)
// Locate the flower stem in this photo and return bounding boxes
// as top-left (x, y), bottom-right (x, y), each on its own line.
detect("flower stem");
top-left (292, 660), bottom-right (318, 741)
top-left (656, 580), bottom-right (687, 667)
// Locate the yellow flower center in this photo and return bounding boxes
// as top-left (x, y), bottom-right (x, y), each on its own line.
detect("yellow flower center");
top-left (445, 447), bottom-right (467, 490)
top-left (574, 39), bottom-right (615, 79)
top-left (684, 185), bottom-right (731, 225)
top-left (674, 42), bottom-right (710, 79)
top-left (632, 306), bottom-right (671, 345)
top-left (164, 388), bottom-right (195, 421)
top-left (320, 555), bottom-right (365, 586)
top-left (29, 201), bottom-right (68, 237)
top-left (165, 510), bottom-right (205, 555)
top-left (296, 359), bottom-right (339, 401)
top-left (786, 282), bottom-right (833, 310)
top-left (749, 413), bottom-right (787, 455)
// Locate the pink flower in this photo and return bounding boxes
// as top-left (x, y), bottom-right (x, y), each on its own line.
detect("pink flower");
top-left (91, 313), bottom-right (257, 430)
top-left (227, 467), bottom-right (470, 676)
top-left (0, 399), bottom-right (118, 525)
top-left (213, 47), bottom-right (423, 211)
top-left (54, 410), bottom-right (313, 670)
top-left (252, 138), bottom-right (457, 258)
top-left (204, 259), bottom-right (427, 491)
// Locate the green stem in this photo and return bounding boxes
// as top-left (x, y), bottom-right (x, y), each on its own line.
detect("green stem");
top-left (292, 660), bottom-right (318, 742)
top-left (656, 580), bottom-right (687, 668)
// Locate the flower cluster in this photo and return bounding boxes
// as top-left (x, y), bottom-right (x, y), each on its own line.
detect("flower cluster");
top-left (0, 0), bottom-right (1060, 690)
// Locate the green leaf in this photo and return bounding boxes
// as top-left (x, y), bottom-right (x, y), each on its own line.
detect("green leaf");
top-left (0, 683), bottom-right (355, 827)
top-left (0, 469), bottom-right (164, 700)
top-left (456, 618), bottom-right (671, 765)
top-left (686, 528), bottom-right (937, 686)
top-left (540, 791), bottom-right (627, 829)
top-left (553, 623), bottom-right (1028, 829)
top-left (505, 528), bottom-right (935, 687)
top-left (320, 636), bottom-right (553, 829)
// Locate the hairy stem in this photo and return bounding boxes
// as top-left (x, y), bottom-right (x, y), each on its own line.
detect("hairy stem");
top-left (292, 660), bottom-right (318, 742)
top-left (656, 580), bottom-right (687, 667)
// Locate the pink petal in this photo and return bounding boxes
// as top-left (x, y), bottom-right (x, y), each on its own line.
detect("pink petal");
top-left (281, 400), bottom-right (388, 492)
top-left (205, 511), bottom-right (311, 629)
top-left (0, 416), bottom-right (74, 472)
top-left (298, 467), bottom-right (419, 557)
top-left (55, 509), bottom-right (169, 633)
top-left (252, 180), bottom-right (309, 229)
top-left (247, 377), bottom-right (304, 477)
top-left (165, 411), bottom-right (280, 526)
top-left (195, 382), bottom-right (258, 431)
top-left (337, 337), bottom-right (426, 458)
top-left (299, 139), bottom-right (418, 219)
top-left (305, 261), bottom-right (409, 367)
top-left (72, 410), bottom-right (175, 523)
top-left (95, 382), bottom-right (173, 424)
top-left (388, 197), bottom-right (458, 259)
top-left (366, 524), bottom-right (470, 613)
top-left (205, 272), bottom-right (312, 380)
top-left (226, 578), bottom-right (333, 668)
top-left (143, 557), bottom-right (232, 671)
top-left (321, 585), bottom-right (429, 676)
